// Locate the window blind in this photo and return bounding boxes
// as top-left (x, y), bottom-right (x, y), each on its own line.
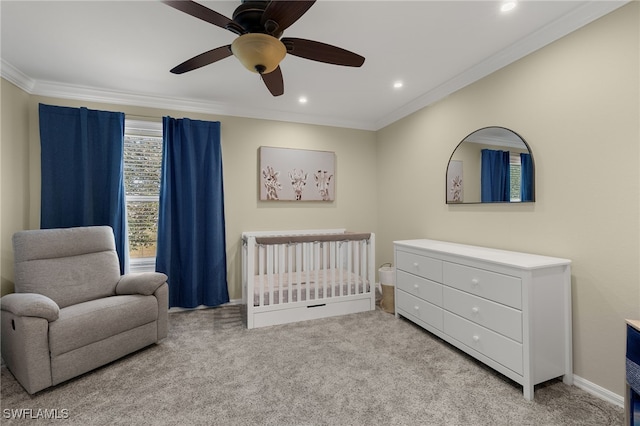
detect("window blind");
top-left (124, 134), bottom-right (162, 259)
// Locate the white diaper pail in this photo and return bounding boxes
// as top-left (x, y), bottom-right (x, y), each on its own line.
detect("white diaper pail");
top-left (378, 263), bottom-right (395, 314)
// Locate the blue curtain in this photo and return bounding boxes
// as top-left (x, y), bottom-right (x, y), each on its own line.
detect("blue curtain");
top-left (39, 103), bottom-right (127, 273)
top-left (156, 117), bottom-right (229, 308)
top-left (520, 153), bottom-right (534, 202)
top-left (481, 149), bottom-right (510, 202)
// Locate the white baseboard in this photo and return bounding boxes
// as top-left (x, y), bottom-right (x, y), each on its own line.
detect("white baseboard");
top-left (573, 374), bottom-right (624, 408)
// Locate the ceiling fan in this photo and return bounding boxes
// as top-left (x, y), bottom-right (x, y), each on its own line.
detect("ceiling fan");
top-left (163, 0), bottom-right (365, 96)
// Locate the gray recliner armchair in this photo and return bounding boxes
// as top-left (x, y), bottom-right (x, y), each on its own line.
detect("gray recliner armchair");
top-left (0, 226), bottom-right (168, 394)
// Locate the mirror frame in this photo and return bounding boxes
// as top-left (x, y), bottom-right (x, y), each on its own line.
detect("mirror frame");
top-left (446, 126), bottom-right (535, 204)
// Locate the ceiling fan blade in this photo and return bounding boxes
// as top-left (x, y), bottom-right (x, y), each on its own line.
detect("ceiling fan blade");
top-left (261, 66), bottom-right (284, 96)
top-left (163, 1), bottom-right (234, 31)
top-left (261, 1), bottom-right (315, 34)
top-left (281, 38), bottom-right (365, 67)
top-left (170, 45), bottom-right (232, 74)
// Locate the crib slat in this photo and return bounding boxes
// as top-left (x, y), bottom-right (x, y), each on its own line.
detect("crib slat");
top-left (267, 245), bottom-right (274, 306)
top-left (321, 242), bottom-right (327, 299)
top-left (360, 240), bottom-right (365, 293)
top-left (362, 240), bottom-right (367, 293)
top-left (275, 245), bottom-right (279, 303)
top-left (338, 241), bottom-right (343, 296)
top-left (350, 241), bottom-right (355, 295)
top-left (330, 241), bottom-right (336, 298)
top-left (245, 237), bottom-right (254, 328)
top-left (296, 243), bottom-right (302, 303)
top-left (356, 241), bottom-right (361, 294)
top-left (304, 242), bottom-right (310, 302)
top-left (362, 240), bottom-right (368, 294)
top-left (287, 243), bottom-right (293, 304)
top-left (343, 241), bottom-right (347, 296)
top-left (258, 245), bottom-right (265, 307)
top-left (314, 242), bottom-right (319, 300)
top-left (358, 240), bottom-right (363, 294)
top-left (278, 244), bottom-right (285, 304)
top-left (265, 246), bottom-right (273, 305)
top-left (354, 241), bottom-right (359, 294)
top-left (348, 241), bottom-right (353, 296)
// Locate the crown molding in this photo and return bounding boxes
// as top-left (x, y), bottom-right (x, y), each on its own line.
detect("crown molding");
top-left (373, 0), bottom-right (629, 130)
top-left (1, 59), bottom-right (36, 93)
top-left (0, 69), bottom-right (376, 131)
top-left (1, 1), bottom-right (627, 132)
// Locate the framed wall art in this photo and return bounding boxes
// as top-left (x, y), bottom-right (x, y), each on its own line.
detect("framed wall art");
top-left (259, 147), bottom-right (335, 201)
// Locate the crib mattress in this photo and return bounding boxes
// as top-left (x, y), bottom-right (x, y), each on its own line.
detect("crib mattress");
top-left (252, 268), bottom-right (370, 306)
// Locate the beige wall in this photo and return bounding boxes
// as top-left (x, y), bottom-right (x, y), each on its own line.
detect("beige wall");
top-left (1, 79), bottom-right (30, 295)
top-left (0, 85), bottom-right (377, 299)
top-left (377, 3), bottom-right (639, 396)
top-left (0, 1), bottom-right (637, 400)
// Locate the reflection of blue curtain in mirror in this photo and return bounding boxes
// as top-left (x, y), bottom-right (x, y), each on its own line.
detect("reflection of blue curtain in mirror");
top-left (520, 153), bottom-right (533, 202)
top-left (481, 149), bottom-right (510, 202)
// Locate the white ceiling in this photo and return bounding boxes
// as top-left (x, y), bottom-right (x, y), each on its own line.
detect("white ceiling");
top-left (0, 1), bottom-right (628, 130)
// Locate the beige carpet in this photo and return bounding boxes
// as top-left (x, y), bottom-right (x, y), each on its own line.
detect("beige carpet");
top-left (0, 305), bottom-right (623, 425)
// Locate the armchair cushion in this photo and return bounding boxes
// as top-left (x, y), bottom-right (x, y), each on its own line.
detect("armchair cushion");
top-left (13, 227), bottom-right (121, 308)
top-left (0, 293), bottom-right (59, 322)
top-left (48, 295), bottom-right (158, 357)
top-left (116, 272), bottom-right (168, 296)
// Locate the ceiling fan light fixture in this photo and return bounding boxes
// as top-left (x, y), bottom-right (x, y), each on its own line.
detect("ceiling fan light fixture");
top-left (231, 33), bottom-right (286, 74)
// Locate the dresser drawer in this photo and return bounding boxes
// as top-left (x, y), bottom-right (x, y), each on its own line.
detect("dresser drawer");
top-left (396, 270), bottom-right (443, 306)
top-left (444, 311), bottom-right (523, 375)
top-left (443, 262), bottom-right (522, 309)
top-left (397, 290), bottom-right (443, 331)
top-left (396, 250), bottom-right (443, 282)
top-left (443, 287), bottom-right (522, 342)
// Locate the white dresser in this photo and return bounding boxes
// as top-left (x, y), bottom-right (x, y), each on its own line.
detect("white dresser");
top-left (394, 239), bottom-right (572, 400)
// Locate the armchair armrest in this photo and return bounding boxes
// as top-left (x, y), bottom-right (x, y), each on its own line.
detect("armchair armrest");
top-left (116, 272), bottom-right (168, 296)
top-left (0, 293), bottom-right (59, 322)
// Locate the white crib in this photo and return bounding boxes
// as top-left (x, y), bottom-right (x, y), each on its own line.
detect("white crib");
top-left (242, 229), bottom-right (376, 329)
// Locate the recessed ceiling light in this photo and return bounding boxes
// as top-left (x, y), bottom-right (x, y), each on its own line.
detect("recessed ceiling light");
top-left (298, 96), bottom-right (308, 104)
top-left (501, 1), bottom-right (517, 13)
top-left (393, 81), bottom-right (403, 89)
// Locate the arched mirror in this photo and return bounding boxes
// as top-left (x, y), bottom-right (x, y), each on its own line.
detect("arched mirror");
top-left (446, 127), bottom-right (534, 204)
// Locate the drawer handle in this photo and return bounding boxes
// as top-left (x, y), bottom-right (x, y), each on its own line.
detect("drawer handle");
top-left (472, 335), bottom-right (480, 342)
top-left (414, 305), bottom-right (419, 311)
top-left (413, 284), bottom-right (419, 289)
top-left (413, 262), bottom-right (419, 268)
top-left (471, 278), bottom-right (479, 286)
top-left (471, 307), bottom-right (479, 314)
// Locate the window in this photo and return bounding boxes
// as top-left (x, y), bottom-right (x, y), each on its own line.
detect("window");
top-left (123, 120), bottom-right (162, 271)
top-left (509, 152), bottom-right (522, 202)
